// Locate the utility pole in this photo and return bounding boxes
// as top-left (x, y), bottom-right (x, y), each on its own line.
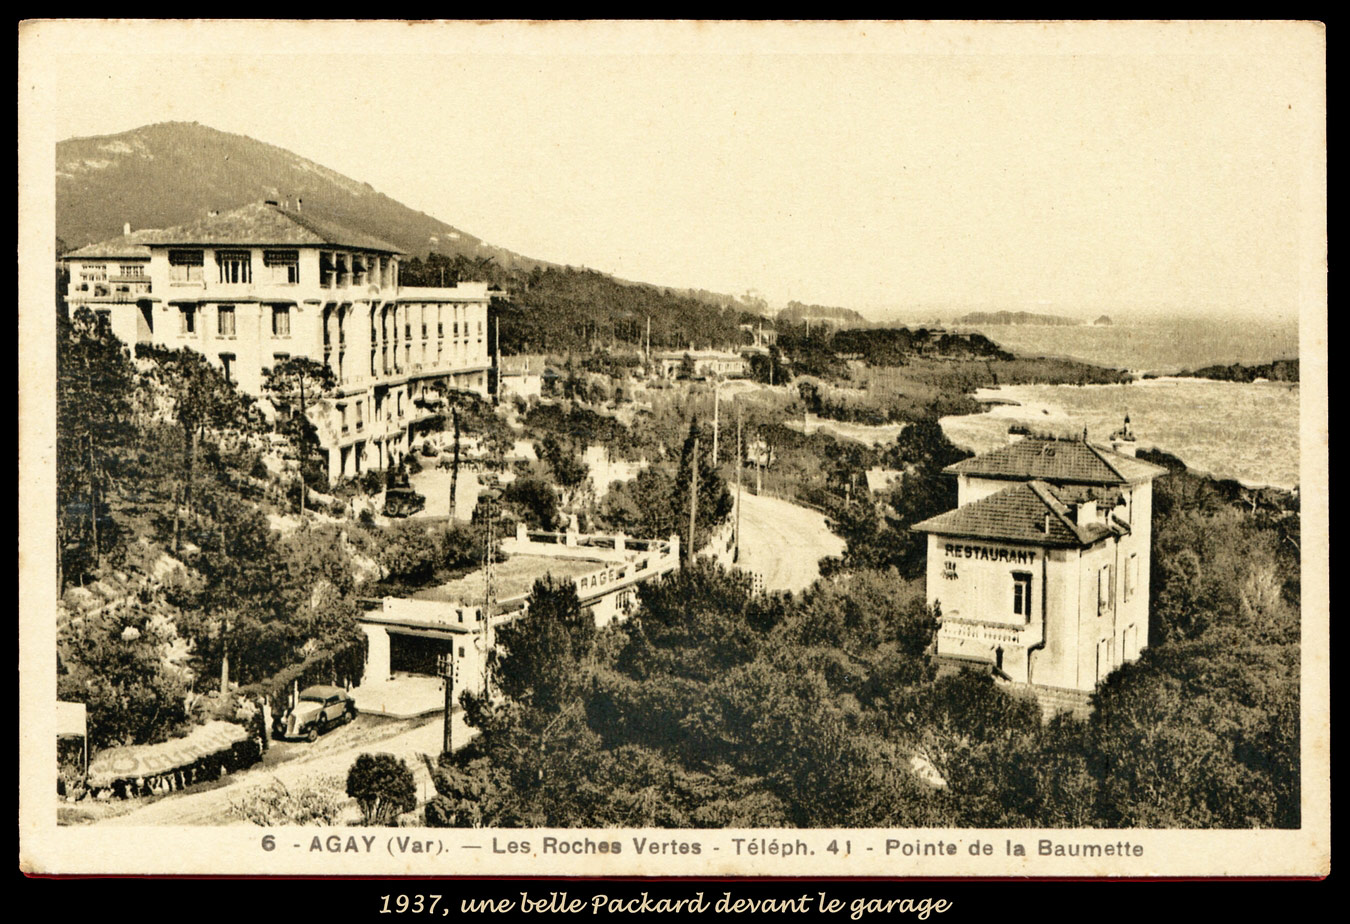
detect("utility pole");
top-left (449, 406), bottom-right (460, 520)
top-left (481, 489), bottom-right (498, 699)
top-left (712, 379), bottom-right (720, 466)
top-left (735, 402), bottom-right (742, 563)
top-left (688, 437), bottom-right (699, 562)
top-left (756, 430), bottom-right (763, 494)
top-left (437, 652), bottom-right (455, 755)
top-left (494, 316), bottom-right (502, 406)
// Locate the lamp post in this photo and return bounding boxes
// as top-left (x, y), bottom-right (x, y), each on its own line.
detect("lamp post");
top-left (436, 651), bottom-right (455, 755)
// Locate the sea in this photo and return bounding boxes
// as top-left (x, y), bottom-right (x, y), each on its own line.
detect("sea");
top-left (938, 316), bottom-right (1302, 490)
top-left (952, 315), bottom-right (1299, 376)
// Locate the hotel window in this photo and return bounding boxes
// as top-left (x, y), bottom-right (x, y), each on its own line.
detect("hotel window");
top-left (217, 305), bottom-right (236, 338)
top-left (168, 250), bottom-right (204, 282)
top-left (273, 352), bottom-right (290, 367)
top-left (339, 404), bottom-right (349, 434)
top-left (179, 306), bottom-right (196, 334)
top-left (264, 250), bottom-right (299, 284)
top-left (219, 352), bottom-right (235, 384)
top-left (319, 252), bottom-right (336, 288)
top-left (271, 305), bottom-right (291, 337)
top-left (216, 250), bottom-right (252, 284)
top-left (1124, 553), bottom-right (1138, 601)
top-left (119, 264), bottom-right (145, 278)
top-left (355, 400), bottom-right (364, 431)
top-left (1012, 572), bottom-right (1033, 620)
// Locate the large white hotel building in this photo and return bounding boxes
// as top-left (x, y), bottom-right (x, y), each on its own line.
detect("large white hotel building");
top-left (61, 200), bottom-right (493, 482)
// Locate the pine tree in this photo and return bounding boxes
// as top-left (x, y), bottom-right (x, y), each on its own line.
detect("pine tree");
top-left (263, 357), bottom-right (337, 516)
top-left (56, 307), bottom-right (139, 587)
top-left (672, 420), bottom-right (732, 556)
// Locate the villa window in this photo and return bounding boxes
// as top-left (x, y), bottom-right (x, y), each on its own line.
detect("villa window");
top-left (179, 306), bottom-right (196, 334)
top-left (271, 304), bottom-right (291, 337)
top-left (119, 264), bottom-right (145, 278)
top-left (168, 250), bottom-right (203, 282)
top-left (219, 352), bottom-right (235, 383)
top-left (1098, 564), bottom-right (1115, 616)
top-left (263, 250), bottom-right (299, 284)
top-left (217, 305), bottom-right (236, 338)
top-left (1012, 572), bottom-right (1033, 620)
top-left (216, 250), bottom-right (252, 284)
top-left (1124, 553), bottom-right (1139, 601)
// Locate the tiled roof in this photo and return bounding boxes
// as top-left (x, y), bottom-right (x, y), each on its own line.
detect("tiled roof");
top-left (63, 231), bottom-right (158, 259)
top-left (944, 436), bottom-right (1167, 485)
top-left (67, 202), bottom-right (403, 256)
top-left (911, 480), bottom-right (1122, 547)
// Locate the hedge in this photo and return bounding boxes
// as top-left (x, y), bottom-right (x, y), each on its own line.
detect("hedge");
top-left (234, 634), bottom-right (368, 708)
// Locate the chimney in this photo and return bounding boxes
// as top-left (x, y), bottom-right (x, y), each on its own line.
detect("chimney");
top-left (1110, 412), bottom-right (1138, 457)
top-left (122, 221), bottom-right (131, 236)
top-left (1075, 499), bottom-right (1097, 525)
top-left (1044, 513), bottom-right (1052, 534)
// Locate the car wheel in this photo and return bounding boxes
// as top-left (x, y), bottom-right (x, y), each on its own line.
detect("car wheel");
top-left (305, 726), bottom-right (318, 743)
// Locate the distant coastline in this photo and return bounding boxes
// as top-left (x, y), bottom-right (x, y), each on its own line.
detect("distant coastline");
top-left (1142, 358), bottom-right (1298, 384)
top-left (957, 310), bottom-right (1083, 326)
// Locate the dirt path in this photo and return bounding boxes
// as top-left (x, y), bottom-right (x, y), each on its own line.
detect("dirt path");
top-left (734, 493), bottom-right (845, 594)
top-left (100, 712), bottom-right (473, 826)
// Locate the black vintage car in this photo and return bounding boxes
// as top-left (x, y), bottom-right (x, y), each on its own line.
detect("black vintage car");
top-left (383, 486), bottom-right (426, 518)
top-left (382, 465), bottom-right (426, 518)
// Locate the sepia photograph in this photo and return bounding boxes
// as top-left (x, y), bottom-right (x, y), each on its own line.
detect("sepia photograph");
top-left (18, 19), bottom-right (1327, 879)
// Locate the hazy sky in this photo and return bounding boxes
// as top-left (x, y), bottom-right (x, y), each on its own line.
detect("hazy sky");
top-left (30, 21), bottom-right (1323, 320)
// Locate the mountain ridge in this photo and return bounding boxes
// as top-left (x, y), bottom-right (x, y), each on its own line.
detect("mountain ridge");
top-left (56, 121), bottom-right (550, 272)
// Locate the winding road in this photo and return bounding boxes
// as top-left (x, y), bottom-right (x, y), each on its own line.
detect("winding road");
top-left (733, 492), bottom-right (845, 595)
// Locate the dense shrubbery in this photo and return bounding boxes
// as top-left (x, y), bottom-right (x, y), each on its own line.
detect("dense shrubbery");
top-left (347, 753), bottom-right (418, 826)
top-left (227, 775), bottom-right (346, 826)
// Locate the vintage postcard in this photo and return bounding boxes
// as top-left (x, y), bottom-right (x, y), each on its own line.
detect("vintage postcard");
top-left (19, 19), bottom-right (1328, 879)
